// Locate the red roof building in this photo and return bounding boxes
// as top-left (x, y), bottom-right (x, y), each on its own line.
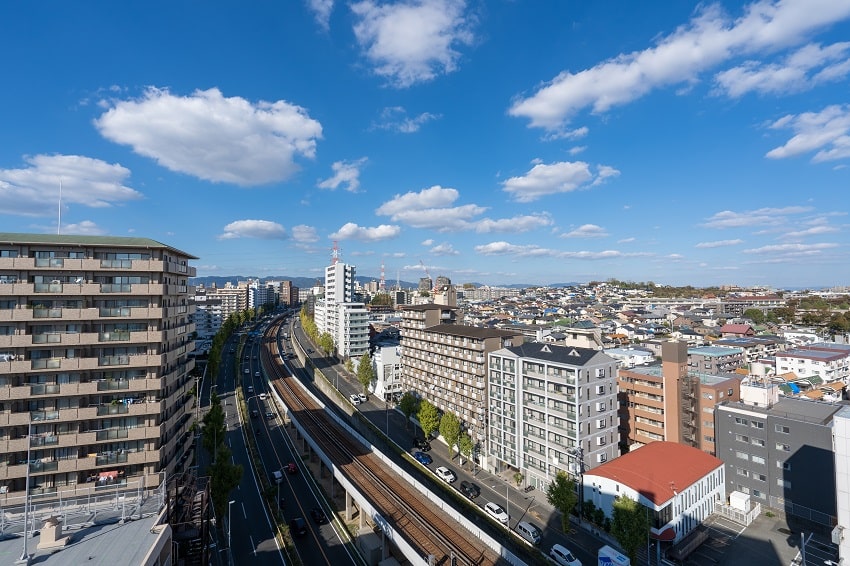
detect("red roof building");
top-left (583, 442), bottom-right (725, 544)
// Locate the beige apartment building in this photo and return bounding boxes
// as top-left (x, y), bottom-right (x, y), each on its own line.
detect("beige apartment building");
top-left (0, 233), bottom-right (196, 502)
top-left (399, 304), bottom-right (524, 462)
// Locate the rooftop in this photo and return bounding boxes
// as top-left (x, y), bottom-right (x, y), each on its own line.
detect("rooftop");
top-left (0, 232), bottom-right (197, 259)
top-left (499, 342), bottom-right (613, 367)
top-left (423, 324), bottom-right (520, 340)
top-left (688, 346), bottom-right (744, 357)
top-left (718, 396), bottom-right (848, 425)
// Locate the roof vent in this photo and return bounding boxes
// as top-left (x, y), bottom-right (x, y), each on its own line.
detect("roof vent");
top-left (569, 348), bottom-right (580, 357)
top-left (540, 344), bottom-right (552, 353)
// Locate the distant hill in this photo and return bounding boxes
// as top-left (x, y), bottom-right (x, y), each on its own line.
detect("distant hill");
top-left (189, 276), bottom-right (582, 290)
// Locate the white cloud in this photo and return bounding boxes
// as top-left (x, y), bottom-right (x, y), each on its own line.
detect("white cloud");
top-left (329, 222), bottom-right (401, 241)
top-left (218, 220), bottom-right (287, 240)
top-left (701, 206), bottom-right (812, 228)
top-left (781, 225), bottom-right (840, 238)
top-left (509, 0), bottom-right (850, 130)
top-left (618, 237), bottom-right (635, 243)
top-left (501, 161), bottom-right (618, 202)
top-left (291, 225), bottom-right (319, 243)
top-left (0, 154), bottom-right (143, 217)
top-left (318, 158), bottom-right (367, 192)
top-left (95, 87), bottom-right (322, 186)
top-left (714, 42), bottom-right (850, 97)
top-left (307, 0), bottom-right (334, 29)
top-left (61, 220), bottom-right (106, 236)
top-left (372, 106), bottom-right (440, 133)
top-left (568, 146), bottom-right (587, 155)
top-left (430, 242), bottom-right (459, 256)
top-left (475, 241), bottom-right (643, 260)
top-left (421, 239), bottom-right (434, 246)
top-left (743, 242), bottom-right (838, 255)
top-left (562, 224), bottom-right (608, 238)
top-left (376, 185), bottom-right (459, 216)
top-left (765, 104), bottom-right (850, 162)
top-left (695, 239), bottom-right (744, 248)
top-left (474, 213), bottom-right (553, 233)
top-left (351, 0), bottom-right (474, 87)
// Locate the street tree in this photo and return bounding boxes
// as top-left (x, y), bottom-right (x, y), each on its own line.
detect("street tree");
top-left (546, 471), bottom-right (578, 533)
top-left (202, 391), bottom-right (226, 460)
top-left (611, 494), bottom-right (651, 564)
top-left (356, 352), bottom-right (375, 394)
top-left (439, 412), bottom-right (461, 459)
top-left (318, 332), bottom-right (335, 356)
top-left (458, 433), bottom-right (474, 468)
top-left (208, 443), bottom-right (243, 522)
top-left (398, 392), bottom-right (419, 430)
top-left (742, 308), bottom-right (765, 324)
top-left (417, 399), bottom-right (440, 440)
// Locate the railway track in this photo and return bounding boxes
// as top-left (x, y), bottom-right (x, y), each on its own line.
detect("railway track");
top-left (261, 320), bottom-right (504, 566)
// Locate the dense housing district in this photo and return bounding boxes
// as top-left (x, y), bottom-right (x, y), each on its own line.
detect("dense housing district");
top-left (2, 232), bottom-right (849, 564)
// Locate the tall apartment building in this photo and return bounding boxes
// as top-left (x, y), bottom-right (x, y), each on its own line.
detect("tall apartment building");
top-left (835, 406), bottom-right (850, 562)
top-left (774, 343), bottom-right (850, 385)
top-left (278, 280), bottom-right (297, 307)
top-left (488, 343), bottom-right (618, 489)
top-left (688, 346), bottom-right (746, 374)
top-left (618, 340), bottom-right (741, 454)
top-left (0, 233), bottom-right (196, 500)
top-left (399, 304), bottom-right (523, 468)
top-left (315, 260), bottom-right (368, 360)
top-left (190, 284), bottom-right (246, 339)
top-left (715, 380), bottom-right (842, 526)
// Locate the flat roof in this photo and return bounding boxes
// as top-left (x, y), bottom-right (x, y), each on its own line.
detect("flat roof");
top-left (0, 232), bottom-right (198, 259)
top-left (688, 346), bottom-right (744, 357)
top-left (585, 442), bottom-right (723, 506)
top-left (719, 396), bottom-right (847, 425)
top-left (423, 324), bottom-right (520, 339)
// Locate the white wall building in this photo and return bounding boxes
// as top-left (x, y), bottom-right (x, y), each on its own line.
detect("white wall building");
top-left (775, 343), bottom-right (850, 385)
top-left (373, 345), bottom-right (403, 400)
top-left (835, 405), bottom-right (850, 563)
top-left (584, 442), bottom-right (725, 545)
top-left (337, 302), bottom-right (369, 360)
top-left (604, 347), bottom-right (655, 368)
top-left (487, 343), bottom-right (619, 489)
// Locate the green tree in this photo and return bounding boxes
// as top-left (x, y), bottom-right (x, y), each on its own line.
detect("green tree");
top-left (202, 391), bottom-right (226, 460)
top-left (398, 392), bottom-right (419, 430)
top-left (458, 433), bottom-right (474, 469)
top-left (546, 471), bottom-right (578, 533)
top-left (513, 472), bottom-right (524, 487)
top-left (438, 412), bottom-right (461, 459)
top-left (611, 494), bottom-right (651, 564)
top-left (344, 358), bottom-right (354, 373)
top-left (356, 352), bottom-right (375, 394)
top-left (417, 399), bottom-right (440, 440)
top-left (318, 332), bottom-right (335, 356)
top-left (208, 444), bottom-right (243, 522)
top-left (743, 308), bottom-right (765, 324)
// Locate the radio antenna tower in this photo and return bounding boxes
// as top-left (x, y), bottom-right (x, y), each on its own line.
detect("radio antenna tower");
top-left (379, 261), bottom-right (386, 292)
top-left (331, 241), bottom-right (340, 265)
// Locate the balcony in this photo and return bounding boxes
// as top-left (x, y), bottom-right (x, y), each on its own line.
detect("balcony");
top-left (34, 283), bottom-right (64, 293)
top-left (100, 307), bottom-right (131, 318)
top-left (99, 354), bottom-right (130, 366)
top-left (97, 379), bottom-right (130, 391)
top-left (31, 384), bottom-right (60, 395)
top-left (97, 403), bottom-right (129, 416)
top-left (96, 428), bottom-right (129, 441)
top-left (32, 332), bottom-right (62, 344)
top-left (99, 283), bottom-right (132, 293)
top-left (32, 308), bottom-right (63, 319)
top-left (96, 452), bottom-right (128, 466)
top-left (30, 410), bottom-right (60, 422)
top-left (99, 330), bottom-right (130, 342)
top-left (29, 460), bottom-right (59, 473)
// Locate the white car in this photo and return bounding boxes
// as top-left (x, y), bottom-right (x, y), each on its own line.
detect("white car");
top-left (549, 544), bottom-right (582, 566)
top-left (259, 393), bottom-right (267, 400)
top-left (434, 466), bottom-right (457, 483)
top-left (484, 502), bottom-right (509, 525)
top-left (357, 393), bottom-right (367, 403)
top-left (349, 394), bottom-right (361, 405)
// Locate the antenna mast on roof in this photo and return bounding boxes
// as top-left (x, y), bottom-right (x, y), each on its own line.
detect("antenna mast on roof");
top-left (331, 241), bottom-right (340, 265)
top-left (379, 261), bottom-right (386, 292)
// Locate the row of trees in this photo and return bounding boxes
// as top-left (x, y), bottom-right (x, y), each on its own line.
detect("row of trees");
top-left (201, 391), bottom-right (243, 523)
top-left (299, 306), bottom-right (335, 356)
top-left (396, 394), bottom-right (476, 466)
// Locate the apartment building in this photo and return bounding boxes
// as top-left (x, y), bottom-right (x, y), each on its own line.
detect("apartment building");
top-left (713, 336), bottom-right (785, 364)
top-left (774, 343), bottom-right (850, 385)
top-left (488, 343), bottom-right (618, 489)
top-left (835, 406), bottom-right (850, 562)
top-left (715, 381), bottom-right (842, 526)
top-left (190, 284), bottom-right (246, 339)
top-left (399, 305), bottom-right (523, 468)
top-left (315, 260), bottom-right (369, 360)
top-left (720, 295), bottom-right (785, 317)
top-left (278, 280), bottom-right (297, 307)
top-left (0, 233), bottom-right (196, 501)
top-left (618, 340), bottom-right (741, 454)
top-left (688, 346), bottom-right (746, 374)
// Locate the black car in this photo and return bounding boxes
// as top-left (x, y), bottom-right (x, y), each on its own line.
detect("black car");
top-left (413, 438), bottom-right (431, 451)
top-left (265, 411), bottom-right (275, 420)
top-left (290, 517), bottom-right (308, 536)
top-left (310, 507), bottom-right (328, 524)
top-left (460, 480), bottom-right (480, 499)
top-left (251, 409), bottom-right (259, 419)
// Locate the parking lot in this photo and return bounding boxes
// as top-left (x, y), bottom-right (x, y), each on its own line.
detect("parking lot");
top-left (676, 512), bottom-right (839, 566)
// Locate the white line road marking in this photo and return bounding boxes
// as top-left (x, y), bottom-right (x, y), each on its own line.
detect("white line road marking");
top-left (250, 535), bottom-right (256, 555)
top-left (242, 502), bottom-right (247, 519)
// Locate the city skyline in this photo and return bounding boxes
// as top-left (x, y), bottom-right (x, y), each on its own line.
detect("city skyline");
top-left (1, 1), bottom-right (849, 288)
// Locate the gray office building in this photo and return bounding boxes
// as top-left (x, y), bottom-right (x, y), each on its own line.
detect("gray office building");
top-left (715, 382), bottom-right (845, 526)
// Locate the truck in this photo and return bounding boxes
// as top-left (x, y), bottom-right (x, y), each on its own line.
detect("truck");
top-left (598, 545), bottom-right (630, 566)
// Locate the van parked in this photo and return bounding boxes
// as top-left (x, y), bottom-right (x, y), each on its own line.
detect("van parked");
top-left (272, 470), bottom-right (283, 484)
top-left (515, 521), bottom-right (541, 545)
top-left (550, 543), bottom-right (582, 566)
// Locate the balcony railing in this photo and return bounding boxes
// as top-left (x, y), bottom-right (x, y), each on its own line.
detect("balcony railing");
top-left (32, 333), bottom-right (61, 344)
top-left (29, 460), bottom-right (59, 473)
top-left (34, 258), bottom-right (64, 267)
top-left (99, 331), bottom-right (130, 342)
top-left (99, 354), bottom-right (130, 366)
top-left (100, 284), bottom-right (132, 293)
top-left (100, 307), bottom-right (131, 317)
top-left (31, 358), bottom-right (61, 369)
top-left (100, 259), bottom-right (133, 268)
top-left (30, 410), bottom-right (60, 421)
top-left (96, 428), bottom-right (129, 441)
top-left (31, 384), bottom-right (60, 395)
top-left (32, 308), bottom-right (62, 318)
top-left (97, 404), bottom-right (129, 416)
top-left (34, 283), bottom-right (63, 293)
top-left (96, 452), bottom-right (129, 466)
top-left (97, 379), bottom-right (130, 391)
top-left (30, 434), bottom-right (59, 447)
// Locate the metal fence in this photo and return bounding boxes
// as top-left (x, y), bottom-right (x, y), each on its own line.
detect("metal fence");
top-left (768, 495), bottom-right (837, 527)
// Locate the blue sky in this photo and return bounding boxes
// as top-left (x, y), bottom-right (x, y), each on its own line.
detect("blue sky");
top-left (2, 1), bottom-right (849, 288)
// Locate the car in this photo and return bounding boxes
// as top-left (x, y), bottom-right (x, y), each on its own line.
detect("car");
top-left (484, 502), bottom-right (509, 525)
top-left (549, 544), bottom-right (582, 566)
top-left (265, 411), bottom-right (275, 420)
top-left (460, 480), bottom-right (480, 499)
top-left (259, 393), bottom-right (267, 400)
top-left (289, 517), bottom-right (308, 536)
top-left (357, 393), bottom-right (367, 403)
top-left (251, 409), bottom-right (259, 419)
top-left (413, 438), bottom-right (431, 451)
top-left (243, 368), bottom-right (249, 374)
top-left (255, 371), bottom-right (260, 377)
top-left (413, 451), bottom-right (432, 466)
top-left (435, 466), bottom-right (457, 483)
top-left (310, 507), bottom-right (328, 524)
top-left (247, 385), bottom-right (254, 394)
top-left (285, 462), bottom-right (297, 474)
top-left (349, 394), bottom-right (361, 405)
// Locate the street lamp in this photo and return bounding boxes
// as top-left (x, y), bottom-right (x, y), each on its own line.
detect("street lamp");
top-left (227, 500), bottom-right (235, 549)
top-left (19, 421), bottom-right (32, 565)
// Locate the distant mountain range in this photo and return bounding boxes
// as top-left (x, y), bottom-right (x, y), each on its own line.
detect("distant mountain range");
top-left (189, 275), bottom-right (581, 290)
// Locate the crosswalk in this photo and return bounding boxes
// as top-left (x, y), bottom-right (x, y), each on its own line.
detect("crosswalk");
top-left (790, 532), bottom-right (839, 566)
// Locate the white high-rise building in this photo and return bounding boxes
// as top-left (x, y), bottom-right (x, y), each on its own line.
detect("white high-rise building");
top-left (315, 260), bottom-right (368, 360)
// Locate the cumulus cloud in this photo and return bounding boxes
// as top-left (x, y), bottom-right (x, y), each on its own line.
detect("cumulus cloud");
top-left (743, 242), bottom-right (838, 255)
top-left (291, 225), bottom-right (320, 243)
top-left (715, 42), bottom-right (850, 97)
top-left (430, 242), bottom-right (459, 255)
top-left (0, 154), bottom-right (143, 217)
top-left (695, 239), bottom-right (744, 248)
top-left (376, 185), bottom-right (552, 232)
top-left (95, 87), bottom-right (322, 186)
top-left (475, 241), bottom-right (643, 260)
top-left (701, 206), bottom-right (812, 228)
top-left (218, 220), bottom-right (287, 240)
top-left (781, 225), bottom-right (840, 238)
top-left (351, 0), bottom-right (475, 87)
top-left (501, 161), bottom-right (618, 202)
top-left (765, 104), bottom-right (850, 162)
top-left (509, 0), bottom-right (850, 131)
top-left (421, 239), bottom-right (434, 246)
top-left (61, 220), bottom-right (107, 236)
top-left (318, 158), bottom-right (367, 192)
top-left (329, 222), bottom-right (401, 241)
top-left (307, 0), bottom-right (334, 29)
top-left (562, 224), bottom-right (608, 238)
top-left (371, 106), bottom-right (440, 133)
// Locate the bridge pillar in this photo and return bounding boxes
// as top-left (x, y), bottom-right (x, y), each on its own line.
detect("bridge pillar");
top-left (345, 490), bottom-right (353, 521)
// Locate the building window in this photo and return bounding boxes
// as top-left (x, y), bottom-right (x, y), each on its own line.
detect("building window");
top-left (753, 489), bottom-right (764, 499)
top-left (734, 417), bottom-right (748, 426)
top-left (751, 421), bottom-right (764, 429)
top-left (735, 451), bottom-right (749, 461)
top-left (751, 437), bottom-right (765, 447)
top-left (777, 461), bottom-right (791, 471)
top-left (775, 424), bottom-right (790, 434)
top-left (751, 455), bottom-right (766, 465)
top-left (777, 479), bottom-right (792, 489)
top-left (736, 468), bottom-right (750, 477)
top-left (735, 434), bottom-right (749, 443)
top-left (754, 473), bottom-right (767, 482)
top-left (776, 443), bottom-right (791, 452)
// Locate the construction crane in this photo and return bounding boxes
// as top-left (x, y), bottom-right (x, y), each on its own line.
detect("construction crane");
top-left (418, 259), bottom-right (433, 293)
